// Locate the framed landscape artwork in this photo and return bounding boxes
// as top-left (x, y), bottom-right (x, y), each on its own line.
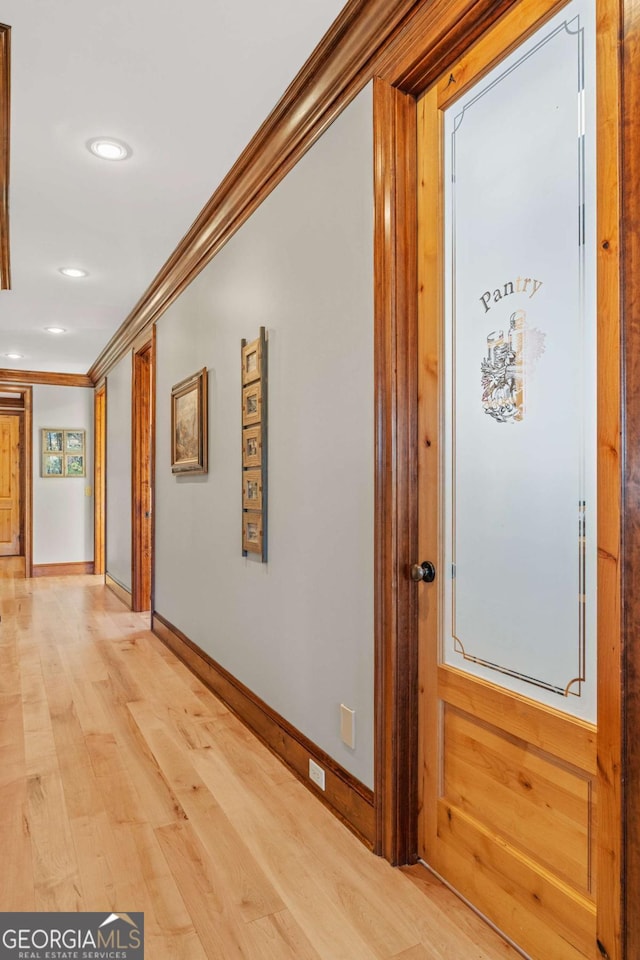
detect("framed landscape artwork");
top-left (41, 429), bottom-right (85, 477)
top-left (171, 368), bottom-right (208, 474)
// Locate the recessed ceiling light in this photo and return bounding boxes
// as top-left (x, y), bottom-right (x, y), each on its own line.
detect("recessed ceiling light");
top-left (87, 137), bottom-right (132, 161)
top-left (5, 353), bottom-right (24, 360)
top-left (45, 327), bottom-right (67, 335)
top-left (59, 267), bottom-right (88, 279)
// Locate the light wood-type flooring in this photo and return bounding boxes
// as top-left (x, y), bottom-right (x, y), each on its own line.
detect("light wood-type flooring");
top-left (0, 575), bottom-right (519, 960)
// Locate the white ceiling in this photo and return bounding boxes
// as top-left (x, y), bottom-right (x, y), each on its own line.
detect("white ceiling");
top-left (0, 0), bottom-right (347, 374)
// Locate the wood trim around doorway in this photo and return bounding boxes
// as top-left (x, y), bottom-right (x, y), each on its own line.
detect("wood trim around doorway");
top-left (131, 329), bottom-right (155, 613)
top-left (22, 386), bottom-right (32, 578)
top-left (372, 0), bottom-right (524, 872)
top-left (94, 383), bottom-right (106, 575)
top-left (621, 0), bottom-right (640, 956)
top-left (373, 77), bottom-right (419, 865)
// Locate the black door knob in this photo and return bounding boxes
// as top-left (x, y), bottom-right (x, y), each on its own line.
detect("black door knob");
top-left (410, 561), bottom-right (436, 583)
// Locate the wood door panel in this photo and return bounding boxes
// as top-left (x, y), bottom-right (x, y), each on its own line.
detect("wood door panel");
top-left (435, 803), bottom-right (596, 960)
top-left (0, 414), bottom-right (20, 556)
top-left (442, 703), bottom-right (595, 891)
top-left (439, 666), bottom-right (597, 773)
top-left (0, 507), bottom-right (11, 542)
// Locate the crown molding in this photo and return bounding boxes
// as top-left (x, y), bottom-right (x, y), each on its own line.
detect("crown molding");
top-left (0, 368), bottom-right (93, 388)
top-left (0, 24), bottom-right (10, 291)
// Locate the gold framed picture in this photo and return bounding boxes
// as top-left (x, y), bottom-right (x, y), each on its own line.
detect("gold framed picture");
top-left (171, 368), bottom-right (208, 474)
top-left (242, 380), bottom-right (262, 427)
top-left (41, 428), bottom-right (85, 476)
top-left (242, 511), bottom-right (263, 554)
top-left (65, 454), bottom-right (85, 477)
top-left (242, 337), bottom-right (262, 385)
top-left (242, 425), bottom-right (262, 468)
top-left (242, 469), bottom-right (262, 510)
top-left (42, 453), bottom-right (63, 477)
top-left (43, 429), bottom-right (64, 453)
top-left (65, 430), bottom-right (84, 452)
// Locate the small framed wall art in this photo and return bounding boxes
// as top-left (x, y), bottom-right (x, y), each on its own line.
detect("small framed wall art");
top-left (242, 381), bottom-right (262, 427)
top-left (171, 368), bottom-right (208, 474)
top-left (242, 426), bottom-right (262, 468)
top-left (242, 337), bottom-right (262, 385)
top-left (41, 429), bottom-right (86, 477)
top-left (242, 469), bottom-right (263, 511)
top-left (241, 328), bottom-right (267, 561)
top-left (242, 511), bottom-right (264, 555)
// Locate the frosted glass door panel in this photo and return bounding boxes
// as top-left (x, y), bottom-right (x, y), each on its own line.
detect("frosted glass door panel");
top-left (441, 0), bottom-right (596, 720)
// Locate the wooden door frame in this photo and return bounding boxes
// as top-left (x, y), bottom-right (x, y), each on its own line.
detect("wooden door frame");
top-left (0, 383), bottom-right (32, 576)
top-left (131, 328), bottom-right (156, 613)
top-left (373, 0), bottom-right (636, 955)
top-left (621, 0), bottom-right (640, 955)
top-left (94, 382), bottom-right (106, 576)
top-left (373, 0), bottom-right (527, 868)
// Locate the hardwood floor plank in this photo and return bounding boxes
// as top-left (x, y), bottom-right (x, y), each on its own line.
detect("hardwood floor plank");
top-left (90, 678), bottom-right (189, 828)
top-left (26, 771), bottom-right (84, 911)
top-left (389, 945), bottom-right (438, 960)
top-left (42, 654), bottom-right (106, 821)
top-left (84, 730), bottom-right (147, 827)
top-left (0, 779), bottom-right (34, 911)
top-left (400, 866), bottom-right (518, 959)
top-left (20, 648), bottom-right (58, 777)
top-left (245, 909), bottom-right (325, 960)
top-left (0, 693), bottom-right (25, 785)
top-left (69, 810), bottom-right (119, 910)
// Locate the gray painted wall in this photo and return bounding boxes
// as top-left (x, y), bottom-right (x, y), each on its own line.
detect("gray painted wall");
top-left (154, 85), bottom-right (374, 786)
top-left (106, 355), bottom-right (132, 589)
top-left (32, 384), bottom-right (94, 564)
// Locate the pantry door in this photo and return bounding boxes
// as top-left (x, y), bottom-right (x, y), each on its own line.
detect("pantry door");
top-left (415, 0), bottom-right (621, 957)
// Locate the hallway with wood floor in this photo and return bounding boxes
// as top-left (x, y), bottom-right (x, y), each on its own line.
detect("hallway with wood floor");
top-left (0, 576), bottom-right (517, 960)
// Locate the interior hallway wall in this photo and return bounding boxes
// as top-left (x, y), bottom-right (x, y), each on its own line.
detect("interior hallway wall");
top-left (154, 84), bottom-right (375, 786)
top-left (106, 355), bottom-right (132, 590)
top-left (32, 384), bottom-right (94, 564)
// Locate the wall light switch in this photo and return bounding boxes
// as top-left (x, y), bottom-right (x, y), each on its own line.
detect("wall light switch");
top-left (85, 485), bottom-right (93, 497)
top-left (340, 704), bottom-right (356, 749)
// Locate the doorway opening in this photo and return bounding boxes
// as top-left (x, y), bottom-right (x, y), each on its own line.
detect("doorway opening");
top-left (94, 383), bottom-right (106, 576)
top-left (373, 0), bottom-right (623, 956)
top-left (131, 332), bottom-right (155, 613)
top-left (0, 384), bottom-right (32, 577)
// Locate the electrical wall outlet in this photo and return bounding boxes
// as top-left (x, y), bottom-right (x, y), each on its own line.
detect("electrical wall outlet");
top-left (340, 704), bottom-right (356, 749)
top-left (308, 758), bottom-right (325, 790)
